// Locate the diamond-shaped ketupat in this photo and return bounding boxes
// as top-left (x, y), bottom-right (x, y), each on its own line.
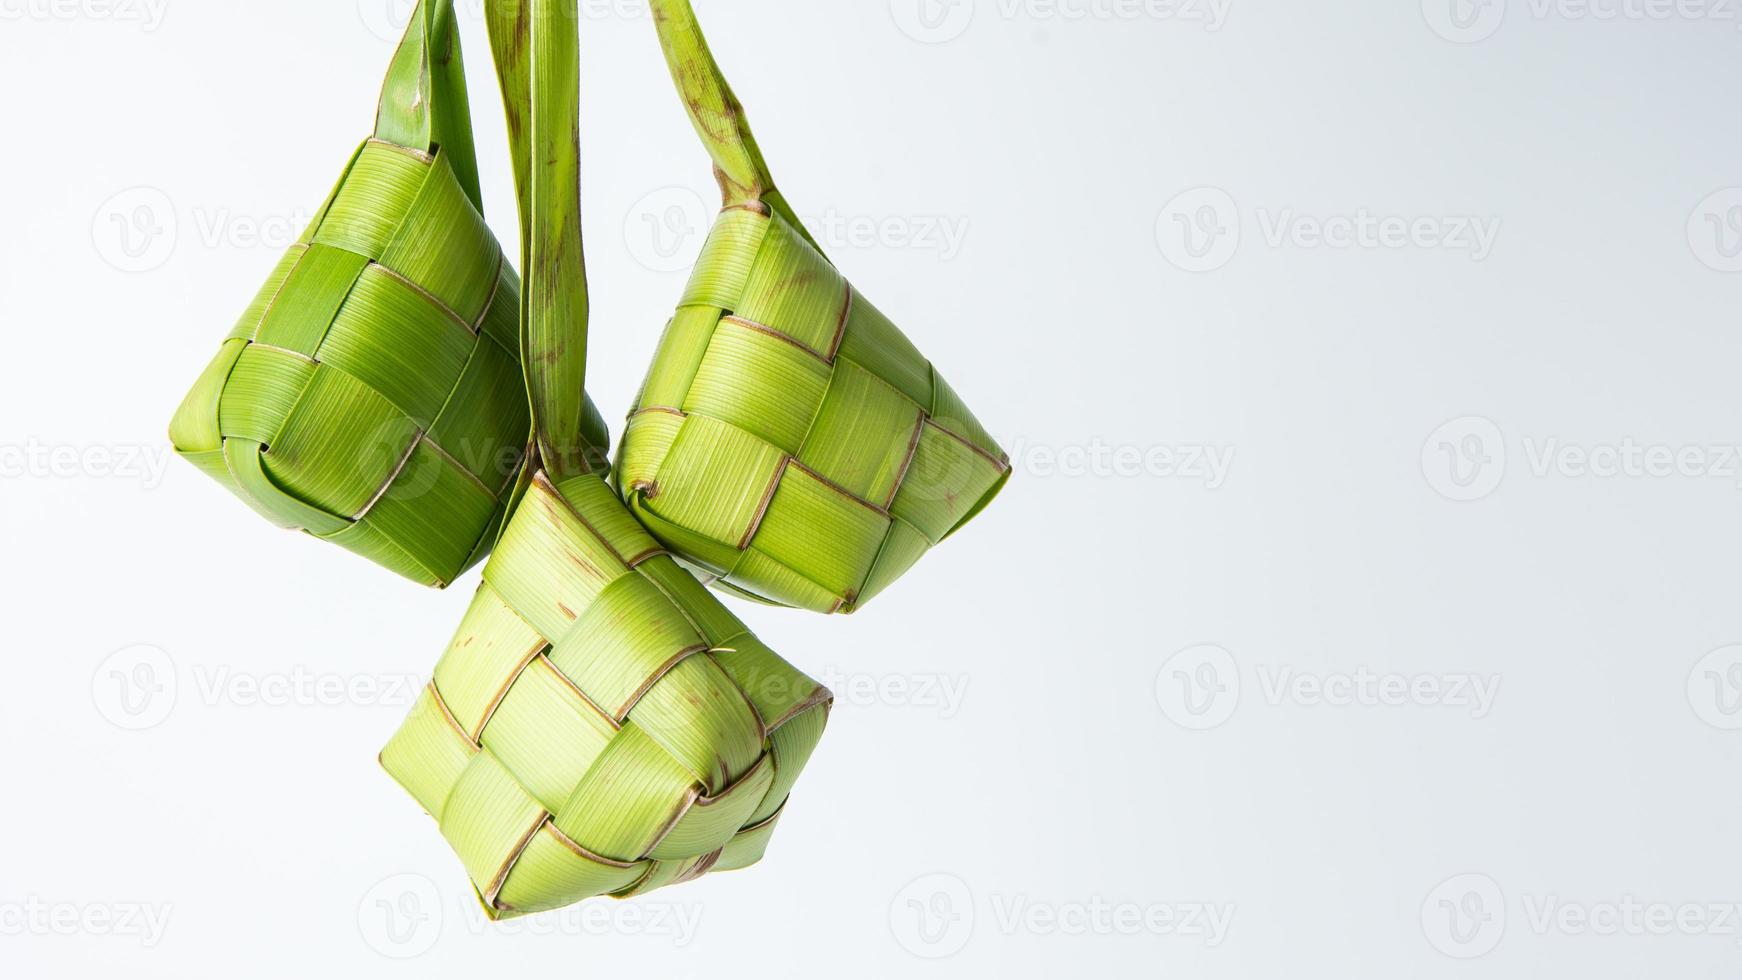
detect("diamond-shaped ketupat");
top-left (169, 0), bottom-right (607, 587)
top-left (617, 0), bottom-right (1009, 614)
top-left (381, 473), bottom-right (831, 917)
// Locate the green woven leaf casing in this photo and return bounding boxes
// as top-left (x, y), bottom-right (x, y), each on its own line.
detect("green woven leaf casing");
top-left (380, 471), bottom-right (831, 918)
top-left (617, 206), bottom-right (1011, 614)
top-left (615, 208), bottom-right (1010, 614)
top-left (168, 3), bottom-right (610, 587)
top-left (616, 0), bottom-right (1010, 614)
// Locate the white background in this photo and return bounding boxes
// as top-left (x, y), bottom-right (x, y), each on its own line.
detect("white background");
top-left (3, 0), bottom-right (1741, 976)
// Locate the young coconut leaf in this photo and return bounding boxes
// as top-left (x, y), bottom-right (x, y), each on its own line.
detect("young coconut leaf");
top-left (168, 0), bottom-right (608, 587)
top-left (381, 0), bottom-right (831, 917)
top-left (615, 0), bottom-right (1011, 614)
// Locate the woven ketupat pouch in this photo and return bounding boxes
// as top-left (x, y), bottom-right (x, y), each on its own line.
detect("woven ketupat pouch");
top-left (381, 474), bottom-right (830, 916)
top-left (618, 0), bottom-right (1009, 613)
top-left (169, 0), bottom-right (607, 587)
top-left (381, 0), bottom-right (832, 917)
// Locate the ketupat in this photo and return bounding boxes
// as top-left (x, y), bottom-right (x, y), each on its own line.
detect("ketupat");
top-left (615, 0), bottom-right (1010, 614)
top-left (381, 471), bottom-right (831, 916)
top-left (381, 0), bottom-right (831, 916)
top-left (168, 0), bottom-right (607, 587)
